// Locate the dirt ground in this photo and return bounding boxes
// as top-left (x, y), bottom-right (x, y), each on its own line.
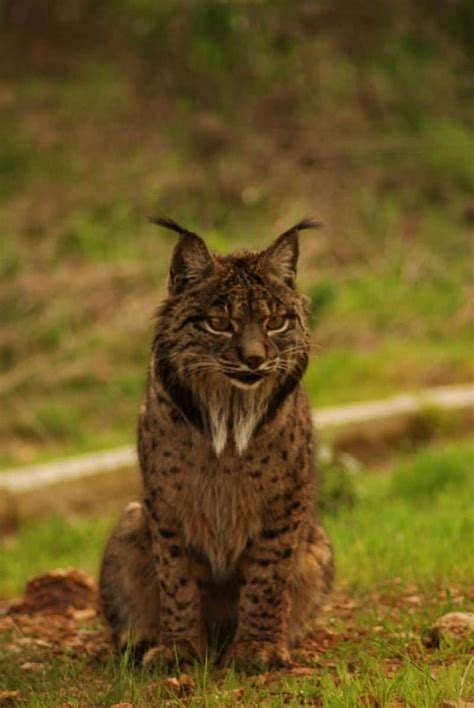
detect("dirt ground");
top-left (1, 570), bottom-right (473, 706)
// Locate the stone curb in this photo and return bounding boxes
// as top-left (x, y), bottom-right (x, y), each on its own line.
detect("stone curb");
top-left (0, 384), bottom-right (472, 528)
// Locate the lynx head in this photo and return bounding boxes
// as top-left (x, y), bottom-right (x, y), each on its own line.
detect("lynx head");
top-left (152, 217), bottom-right (319, 455)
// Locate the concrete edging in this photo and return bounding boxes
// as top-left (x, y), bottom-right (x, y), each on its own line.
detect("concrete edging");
top-left (0, 385), bottom-right (474, 495)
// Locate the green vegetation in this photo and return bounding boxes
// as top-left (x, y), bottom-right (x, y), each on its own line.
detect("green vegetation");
top-left (326, 441), bottom-right (474, 588)
top-left (0, 652), bottom-right (472, 707)
top-left (1, 440), bottom-right (473, 704)
top-left (1, 5), bottom-right (472, 703)
top-left (0, 2), bottom-right (473, 467)
top-left (3, 440), bottom-right (472, 596)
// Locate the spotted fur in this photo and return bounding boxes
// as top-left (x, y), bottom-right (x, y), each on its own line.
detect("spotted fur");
top-left (99, 218), bottom-right (334, 670)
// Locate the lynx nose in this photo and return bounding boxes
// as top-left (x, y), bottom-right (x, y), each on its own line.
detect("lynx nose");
top-left (238, 325), bottom-right (266, 370)
top-left (240, 352), bottom-right (265, 370)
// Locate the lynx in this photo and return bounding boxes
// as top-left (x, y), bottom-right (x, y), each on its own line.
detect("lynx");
top-left (99, 217), bottom-right (334, 671)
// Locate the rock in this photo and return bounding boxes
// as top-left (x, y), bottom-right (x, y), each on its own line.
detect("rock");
top-left (423, 612), bottom-right (474, 648)
top-left (8, 569), bottom-right (97, 615)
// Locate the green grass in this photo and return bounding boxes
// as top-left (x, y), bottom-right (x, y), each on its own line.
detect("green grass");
top-left (1, 441), bottom-right (473, 704)
top-left (0, 656), bottom-right (471, 707)
top-left (325, 441), bottom-right (474, 587)
top-left (0, 3), bottom-right (473, 466)
top-left (2, 440), bottom-right (472, 597)
top-left (0, 515), bottom-right (113, 599)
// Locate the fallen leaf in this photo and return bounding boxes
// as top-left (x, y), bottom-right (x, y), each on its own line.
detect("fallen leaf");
top-left (177, 672), bottom-right (195, 693)
top-left (224, 687), bottom-right (245, 702)
top-left (0, 691), bottom-right (22, 707)
top-left (34, 639), bottom-right (51, 648)
top-left (70, 608), bottom-right (97, 621)
top-left (161, 677), bottom-right (181, 696)
top-left (288, 666), bottom-right (316, 677)
top-left (20, 661), bottom-right (45, 671)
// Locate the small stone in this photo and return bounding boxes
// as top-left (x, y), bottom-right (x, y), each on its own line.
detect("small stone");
top-left (423, 612), bottom-right (474, 648)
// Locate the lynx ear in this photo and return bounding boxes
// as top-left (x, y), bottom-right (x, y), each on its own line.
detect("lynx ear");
top-left (261, 218), bottom-right (321, 286)
top-left (151, 217), bottom-right (214, 294)
top-left (170, 232), bottom-right (214, 294)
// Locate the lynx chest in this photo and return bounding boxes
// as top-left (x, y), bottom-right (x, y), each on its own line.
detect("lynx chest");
top-left (176, 458), bottom-right (265, 579)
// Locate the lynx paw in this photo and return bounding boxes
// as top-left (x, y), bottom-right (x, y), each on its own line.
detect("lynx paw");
top-left (142, 639), bottom-right (201, 670)
top-left (223, 639), bottom-right (292, 672)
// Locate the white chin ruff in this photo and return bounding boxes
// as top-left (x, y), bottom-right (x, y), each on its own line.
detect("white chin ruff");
top-left (206, 385), bottom-right (267, 456)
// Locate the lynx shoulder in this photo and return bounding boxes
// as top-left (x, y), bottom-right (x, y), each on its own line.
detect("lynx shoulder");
top-left (99, 217), bottom-right (334, 670)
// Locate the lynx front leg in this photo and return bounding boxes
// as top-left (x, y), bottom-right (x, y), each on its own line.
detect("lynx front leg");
top-left (145, 503), bottom-right (208, 666)
top-left (225, 498), bottom-right (303, 670)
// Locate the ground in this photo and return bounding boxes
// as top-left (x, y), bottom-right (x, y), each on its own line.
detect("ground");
top-left (0, 573), bottom-right (472, 706)
top-left (1, 441), bottom-right (473, 705)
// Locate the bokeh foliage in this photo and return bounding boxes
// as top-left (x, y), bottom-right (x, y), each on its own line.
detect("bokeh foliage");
top-left (0, 1), bottom-right (473, 465)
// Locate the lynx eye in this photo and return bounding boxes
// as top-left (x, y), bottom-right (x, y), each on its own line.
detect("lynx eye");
top-left (266, 314), bottom-right (289, 333)
top-left (206, 316), bottom-right (232, 334)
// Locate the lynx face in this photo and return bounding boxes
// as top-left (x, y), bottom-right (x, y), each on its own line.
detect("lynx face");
top-left (152, 218), bottom-right (318, 454)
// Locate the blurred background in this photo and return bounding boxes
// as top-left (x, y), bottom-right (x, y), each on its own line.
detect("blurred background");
top-left (1, 7), bottom-right (474, 703)
top-left (0, 0), bottom-right (473, 468)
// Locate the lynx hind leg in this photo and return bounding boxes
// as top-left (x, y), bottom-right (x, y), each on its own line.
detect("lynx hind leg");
top-left (288, 523), bottom-right (334, 644)
top-left (99, 501), bottom-right (160, 657)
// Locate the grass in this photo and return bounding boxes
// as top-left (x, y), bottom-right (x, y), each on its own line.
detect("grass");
top-left (1, 5), bottom-right (473, 702)
top-left (1, 440), bottom-right (473, 704)
top-left (0, 4), bottom-right (473, 467)
top-left (0, 251), bottom-right (472, 468)
top-left (325, 441), bottom-right (474, 588)
top-left (0, 656), bottom-right (472, 706)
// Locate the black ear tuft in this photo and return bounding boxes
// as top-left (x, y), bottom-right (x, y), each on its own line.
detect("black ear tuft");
top-left (149, 216), bottom-right (191, 236)
top-left (277, 217), bottom-right (322, 239)
top-left (261, 217), bottom-right (321, 287)
top-left (151, 217), bottom-right (214, 294)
